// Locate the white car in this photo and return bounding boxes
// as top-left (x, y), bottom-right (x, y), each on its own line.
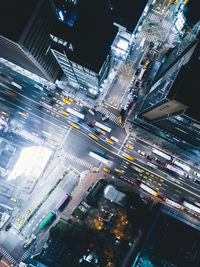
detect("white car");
top-left (88, 109), bottom-right (95, 115)
top-left (193, 172), bottom-right (200, 178)
top-left (56, 100), bottom-right (64, 106)
top-left (137, 150), bottom-right (145, 156)
top-left (76, 101), bottom-right (83, 107)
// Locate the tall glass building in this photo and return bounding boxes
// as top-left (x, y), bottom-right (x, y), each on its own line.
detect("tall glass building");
top-left (0, 0), bottom-right (63, 82)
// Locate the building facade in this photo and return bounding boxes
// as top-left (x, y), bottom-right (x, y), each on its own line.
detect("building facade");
top-left (137, 22), bottom-right (200, 150)
top-left (50, 2), bottom-right (118, 95)
top-left (0, 0), bottom-right (63, 82)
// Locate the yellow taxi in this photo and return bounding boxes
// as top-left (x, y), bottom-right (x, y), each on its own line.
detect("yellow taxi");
top-left (16, 217), bottom-right (23, 224)
top-left (25, 209), bottom-right (31, 216)
top-left (50, 139), bottom-right (57, 145)
top-left (66, 96), bottom-right (73, 102)
top-left (61, 111), bottom-right (69, 116)
top-left (70, 123), bottom-right (80, 129)
top-left (42, 130), bottom-right (51, 137)
top-left (63, 99), bottom-right (71, 104)
top-left (144, 59), bottom-right (150, 67)
top-left (125, 144), bottom-right (133, 150)
top-left (11, 197), bottom-right (19, 203)
top-left (103, 168), bottom-right (111, 173)
top-left (118, 115), bottom-right (122, 124)
top-left (32, 131), bottom-right (38, 137)
top-left (63, 97), bottom-right (73, 104)
top-left (114, 168), bottom-right (124, 174)
top-left (105, 138), bottom-right (114, 145)
top-left (89, 133), bottom-right (99, 141)
top-left (123, 154), bottom-right (134, 161)
top-left (99, 129), bottom-right (106, 135)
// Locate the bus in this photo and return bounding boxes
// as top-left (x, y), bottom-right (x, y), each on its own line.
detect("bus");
top-left (165, 163), bottom-right (185, 177)
top-left (172, 159), bottom-right (190, 172)
top-left (66, 107), bottom-right (85, 120)
top-left (93, 121), bottom-right (112, 133)
top-left (152, 148), bottom-right (171, 161)
top-left (183, 201), bottom-right (200, 215)
top-left (39, 212), bottom-right (56, 229)
top-left (54, 194), bottom-right (70, 211)
top-left (89, 151), bottom-right (110, 165)
top-left (140, 183), bottom-right (158, 197)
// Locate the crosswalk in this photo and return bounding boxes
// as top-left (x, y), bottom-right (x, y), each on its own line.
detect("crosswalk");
top-left (65, 152), bottom-right (93, 170)
top-left (19, 248), bottom-right (32, 262)
top-left (97, 106), bottom-right (124, 127)
top-left (147, 12), bottom-right (172, 29)
top-left (139, 11), bottom-right (174, 43)
top-left (0, 245), bottom-right (17, 264)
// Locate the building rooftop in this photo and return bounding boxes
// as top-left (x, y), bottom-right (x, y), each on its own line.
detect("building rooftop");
top-left (104, 185), bottom-right (126, 206)
top-left (51, 14), bottom-right (118, 72)
top-left (0, 0), bottom-right (38, 42)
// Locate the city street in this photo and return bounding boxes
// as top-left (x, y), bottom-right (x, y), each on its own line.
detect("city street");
top-left (0, 0), bottom-right (200, 265)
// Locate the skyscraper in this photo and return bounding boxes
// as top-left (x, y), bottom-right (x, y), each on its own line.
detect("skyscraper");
top-left (137, 22), bottom-right (200, 150)
top-left (50, 0), bottom-right (118, 93)
top-left (0, 0), bottom-right (63, 82)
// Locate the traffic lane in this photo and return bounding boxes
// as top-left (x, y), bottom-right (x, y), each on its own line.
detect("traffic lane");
top-left (117, 155), bottom-right (200, 202)
top-left (0, 78), bottom-right (72, 127)
top-left (67, 117), bottom-right (124, 154)
top-left (0, 91), bottom-right (70, 132)
top-left (63, 126), bottom-right (127, 173)
top-left (105, 78), bottom-right (131, 110)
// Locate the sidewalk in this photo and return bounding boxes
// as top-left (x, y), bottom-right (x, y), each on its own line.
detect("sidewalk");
top-left (61, 168), bottom-right (109, 220)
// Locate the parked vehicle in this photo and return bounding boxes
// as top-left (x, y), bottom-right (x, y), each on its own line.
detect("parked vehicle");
top-left (5, 223), bottom-right (12, 231)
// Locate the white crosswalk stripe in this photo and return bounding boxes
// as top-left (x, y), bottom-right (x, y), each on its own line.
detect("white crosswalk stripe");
top-left (98, 106), bottom-right (124, 127)
top-left (0, 245), bottom-right (17, 264)
top-left (147, 12), bottom-right (172, 29)
top-left (20, 248), bottom-right (32, 262)
top-left (65, 152), bottom-right (93, 169)
top-left (138, 31), bottom-right (158, 43)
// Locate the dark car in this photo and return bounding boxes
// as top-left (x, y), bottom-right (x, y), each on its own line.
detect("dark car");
top-left (154, 157), bottom-right (164, 165)
top-left (135, 69), bottom-right (141, 76)
top-left (5, 223), bottom-right (12, 231)
top-left (0, 73), bottom-right (6, 79)
top-left (87, 122), bottom-right (94, 128)
top-left (102, 116), bottom-right (109, 122)
top-left (94, 130), bottom-right (100, 136)
top-left (135, 80), bottom-right (142, 87)
top-left (132, 95), bottom-right (138, 101)
top-left (146, 155), bottom-right (153, 160)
